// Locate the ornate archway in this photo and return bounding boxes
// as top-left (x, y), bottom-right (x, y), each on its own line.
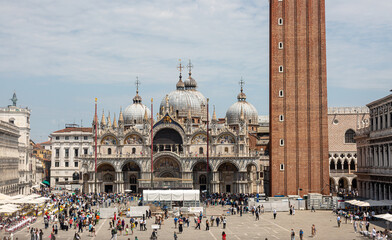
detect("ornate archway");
top-left (153, 128), bottom-right (184, 153)
top-left (154, 156), bottom-right (181, 179)
top-left (122, 162), bottom-right (141, 193)
top-left (97, 163), bottom-right (116, 193)
top-left (218, 162), bottom-right (239, 193)
top-left (192, 162), bottom-right (212, 191)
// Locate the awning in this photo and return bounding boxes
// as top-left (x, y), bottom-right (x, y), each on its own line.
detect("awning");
top-left (42, 180), bottom-right (50, 186)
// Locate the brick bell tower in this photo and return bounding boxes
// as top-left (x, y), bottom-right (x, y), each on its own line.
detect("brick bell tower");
top-left (269, 0), bottom-right (329, 196)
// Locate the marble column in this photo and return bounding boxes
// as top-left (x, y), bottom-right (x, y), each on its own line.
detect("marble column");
top-left (379, 183), bottom-right (383, 200)
top-left (384, 184), bottom-right (388, 200)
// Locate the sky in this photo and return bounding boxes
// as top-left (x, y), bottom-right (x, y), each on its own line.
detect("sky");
top-left (0, 0), bottom-right (391, 142)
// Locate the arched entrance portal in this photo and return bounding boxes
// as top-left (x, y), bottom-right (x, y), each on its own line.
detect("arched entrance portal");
top-left (192, 162), bottom-right (212, 192)
top-left (122, 162), bottom-right (141, 193)
top-left (153, 128), bottom-right (183, 154)
top-left (218, 162), bottom-right (239, 193)
top-left (154, 157), bottom-right (181, 179)
top-left (97, 163), bottom-right (116, 193)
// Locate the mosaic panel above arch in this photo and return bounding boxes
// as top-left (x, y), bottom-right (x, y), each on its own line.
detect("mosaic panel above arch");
top-left (101, 135), bottom-right (118, 145)
top-left (191, 133), bottom-right (207, 144)
top-left (124, 134), bottom-right (143, 145)
top-left (217, 134), bottom-right (235, 144)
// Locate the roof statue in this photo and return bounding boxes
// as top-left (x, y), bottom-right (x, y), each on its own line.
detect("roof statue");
top-left (10, 92), bottom-right (17, 106)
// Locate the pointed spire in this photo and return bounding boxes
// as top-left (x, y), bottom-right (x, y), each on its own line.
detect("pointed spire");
top-left (118, 107), bottom-right (124, 123)
top-left (144, 109), bottom-right (149, 121)
top-left (113, 113), bottom-right (118, 128)
top-left (101, 110), bottom-right (106, 127)
top-left (107, 112), bottom-right (112, 127)
top-left (212, 105), bottom-right (217, 121)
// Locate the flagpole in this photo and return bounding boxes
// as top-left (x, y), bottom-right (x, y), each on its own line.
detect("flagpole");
top-left (206, 98), bottom-right (210, 195)
top-left (94, 98), bottom-right (98, 195)
top-left (151, 98), bottom-right (154, 189)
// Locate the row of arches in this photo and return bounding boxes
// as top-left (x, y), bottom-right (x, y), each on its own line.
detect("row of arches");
top-left (330, 159), bottom-right (356, 171)
top-left (330, 177), bottom-right (357, 194)
top-left (89, 158), bottom-right (258, 193)
top-left (0, 184), bottom-right (18, 195)
top-left (100, 130), bottom-right (238, 146)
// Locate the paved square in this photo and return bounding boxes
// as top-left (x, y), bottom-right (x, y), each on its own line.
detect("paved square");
top-left (6, 206), bottom-right (369, 240)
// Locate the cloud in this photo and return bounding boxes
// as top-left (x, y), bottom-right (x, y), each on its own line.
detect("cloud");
top-left (0, 0), bottom-right (390, 141)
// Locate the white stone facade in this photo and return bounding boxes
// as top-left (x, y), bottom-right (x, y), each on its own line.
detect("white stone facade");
top-left (0, 101), bottom-right (34, 194)
top-left (0, 121), bottom-right (20, 195)
top-left (356, 94), bottom-right (392, 200)
top-left (49, 125), bottom-right (93, 189)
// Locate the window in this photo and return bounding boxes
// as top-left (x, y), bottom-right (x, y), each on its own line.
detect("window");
top-left (279, 115), bottom-right (284, 122)
top-left (280, 164), bottom-right (284, 171)
top-left (55, 162), bottom-right (59, 167)
top-left (108, 148), bottom-right (112, 155)
top-left (65, 136), bottom-right (69, 140)
top-left (278, 18), bottom-right (283, 25)
top-left (224, 147), bottom-right (229, 153)
top-left (279, 65), bottom-right (284, 72)
top-left (278, 42), bottom-right (283, 49)
top-left (65, 148), bottom-right (69, 158)
top-left (65, 161), bottom-right (69, 167)
top-left (74, 161), bottom-right (79, 167)
top-left (199, 147), bottom-right (204, 154)
top-left (55, 136), bottom-right (59, 140)
top-left (199, 175), bottom-right (207, 184)
top-left (279, 90), bottom-right (284, 97)
top-left (280, 139), bottom-right (284, 146)
top-left (345, 129), bottom-right (356, 143)
top-left (9, 118), bottom-right (15, 124)
top-left (84, 136), bottom-right (88, 140)
top-left (55, 149), bottom-right (60, 158)
top-left (65, 178), bottom-right (68, 182)
top-left (130, 175), bottom-right (137, 184)
top-left (55, 178), bottom-right (59, 183)
top-left (132, 148), bottom-right (136, 154)
top-left (74, 148), bottom-right (79, 157)
top-left (74, 136), bottom-right (79, 140)
top-left (84, 148), bottom-right (88, 155)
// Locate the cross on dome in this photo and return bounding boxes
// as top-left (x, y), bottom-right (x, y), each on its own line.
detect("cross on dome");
top-left (135, 76), bottom-right (141, 94)
top-left (187, 59), bottom-right (193, 76)
top-left (239, 77), bottom-right (245, 93)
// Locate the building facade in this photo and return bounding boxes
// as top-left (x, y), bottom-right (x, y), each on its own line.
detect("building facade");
top-left (0, 120), bottom-right (20, 195)
top-left (0, 93), bottom-right (34, 194)
top-left (269, 0), bottom-right (329, 196)
top-left (49, 125), bottom-right (93, 189)
top-left (356, 94), bottom-right (392, 200)
top-left (73, 66), bottom-right (262, 194)
top-left (328, 107), bottom-right (369, 195)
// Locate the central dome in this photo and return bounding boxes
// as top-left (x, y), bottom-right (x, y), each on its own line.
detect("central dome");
top-left (160, 89), bottom-right (202, 118)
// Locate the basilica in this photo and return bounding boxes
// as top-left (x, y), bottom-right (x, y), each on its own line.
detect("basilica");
top-left (80, 63), bottom-right (261, 194)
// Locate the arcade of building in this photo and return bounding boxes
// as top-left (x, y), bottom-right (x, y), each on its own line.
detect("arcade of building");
top-left (80, 64), bottom-right (262, 194)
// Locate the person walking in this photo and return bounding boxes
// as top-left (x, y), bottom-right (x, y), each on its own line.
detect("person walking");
top-left (299, 229), bottom-right (303, 240)
top-left (311, 224), bottom-right (316, 237)
top-left (353, 220), bottom-right (358, 233)
top-left (222, 217), bottom-right (227, 229)
top-left (195, 217), bottom-right (201, 230)
top-left (337, 216), bottom-right (341, 227)
top-left (174, 217), bottom-right (178, 229)
top-left (206, 219), bottom-right (209, 231)
top-left (273, 209), bottom-right (277, 219)
top-left (211, 216), bottom-right (214, 227)
top-left (290, 229), bottom-right (295, 240)
top-left (256, 211), bottom-right (259, 221)
top-left (216, 216), bottom-right (220, 227)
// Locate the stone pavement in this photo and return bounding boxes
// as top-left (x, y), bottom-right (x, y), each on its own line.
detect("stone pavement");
top-left (5, 206), bottom-right (374, 240)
